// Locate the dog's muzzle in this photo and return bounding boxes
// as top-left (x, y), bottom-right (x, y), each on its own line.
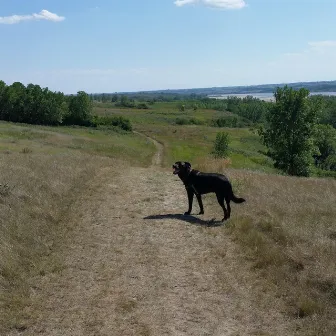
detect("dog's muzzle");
top-left (172, 165), bottom-right (179, 175)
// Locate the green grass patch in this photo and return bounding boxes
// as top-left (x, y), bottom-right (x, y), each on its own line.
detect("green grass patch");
top-left (135, 124), bottom-right (276, 172)
top-left (91, 101), bottom-right (276, 173)
top-left (0, 122), bottom-right (156, 167)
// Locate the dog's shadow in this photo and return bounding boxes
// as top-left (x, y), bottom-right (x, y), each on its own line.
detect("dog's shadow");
top-left (144, 213), bottom-right (223, 227)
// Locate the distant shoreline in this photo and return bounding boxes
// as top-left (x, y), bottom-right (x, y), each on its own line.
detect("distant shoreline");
top-left (208, 91), bottom-right (336, 102)
top-left (121, 80), bottom-right (336, 97)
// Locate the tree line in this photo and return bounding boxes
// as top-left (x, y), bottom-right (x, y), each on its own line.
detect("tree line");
top-left (0, 80), bottom-right (132, 131)
top-left (0, 80), bottom-right (92, 126)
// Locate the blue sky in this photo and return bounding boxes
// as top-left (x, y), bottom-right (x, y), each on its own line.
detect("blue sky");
top-left (0, 0), bottom-right (336, 93)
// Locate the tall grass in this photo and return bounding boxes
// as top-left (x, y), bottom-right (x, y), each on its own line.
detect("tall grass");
top-left (203, 165), bottom-right (336, 335)
top-left (0, 122), bottom-right (155, 332)
top-left (0, 151), bottom-right (114, 331)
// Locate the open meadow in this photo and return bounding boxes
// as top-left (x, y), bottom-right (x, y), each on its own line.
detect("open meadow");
top-left (0, 99), bottom-right (335, 336)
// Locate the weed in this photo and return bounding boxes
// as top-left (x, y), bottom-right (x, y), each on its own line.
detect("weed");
top-left (0, 183), bottom-right (11, 197)
top-left (21, 147), bottom-right (32, 154)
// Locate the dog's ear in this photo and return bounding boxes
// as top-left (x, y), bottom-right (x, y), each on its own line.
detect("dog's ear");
top-left (184, 162), bottom-right (191, 170)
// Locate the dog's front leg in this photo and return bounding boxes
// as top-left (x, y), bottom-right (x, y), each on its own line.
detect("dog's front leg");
top-left (196, 194), bottom-right (204, 215)
top-left (184, 188), bottom-right (194, 215)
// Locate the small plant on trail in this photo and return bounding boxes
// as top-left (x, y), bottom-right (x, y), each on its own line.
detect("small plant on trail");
top-left (212, 132), bottom-right (230, 158)
top-left (21, 147), bottom-right (33, 154)
top-left (0, 183), bottom-right (11, 197)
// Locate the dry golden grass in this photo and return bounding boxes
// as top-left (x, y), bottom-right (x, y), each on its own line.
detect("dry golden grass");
top-left (201, 164), bottom-right (336, 336)
top-left (1, 120), bottom-right (335, 335)
top-left (194, 156), bottom-right (232, 172)
top-left (0, 151), bottom-right (113, 332)
top-left (0, 122), bottom-right (154, 333)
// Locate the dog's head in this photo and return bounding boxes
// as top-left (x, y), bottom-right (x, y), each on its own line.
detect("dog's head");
top-left (172, 161), bottom-right (192, 177)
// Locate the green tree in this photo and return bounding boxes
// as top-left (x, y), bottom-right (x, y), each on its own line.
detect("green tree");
top-left (120, 95), bottom-right (128, 106)
top-left (0, 82), bottom-right (26, 122)
top-left (65, 91), bottom-right (93, 126)
top-left (212, 132), bottom-right (230, 158)
top-left (314, 124), bottom-right (336, 171)
top-left (260, 86), bottom-right (320, 176)
top-left (0, 80), bottom-right (7, 118)
top-left (101, 93), bottom-right (108, 103)
top-left (23, 83), bottom-right (42, 124)
top-left (111, 94), bottom-right (119, 103)
top-left (0, 80), bottom-right (5, 97)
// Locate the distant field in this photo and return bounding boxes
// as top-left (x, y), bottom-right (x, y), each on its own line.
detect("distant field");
top-left (92, 101), bottom-right (276, 173)
top-left (93, 102), bottom-right (228, 125)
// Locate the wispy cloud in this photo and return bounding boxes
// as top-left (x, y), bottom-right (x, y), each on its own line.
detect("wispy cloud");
top-left (174, 0), bottom-right (246, 10)
top-left (0, 10), bottom-right (65, 25)
top-left (266, 40), bottom-right (336, 83)
top-left (308, 40), bottom-right (336, 51)
top-left (89, 6), bottom-right (100, 11)
top-left (283, 52), bottom-right (303, 57)
top-left (281, 40), bottom-right (336, 58)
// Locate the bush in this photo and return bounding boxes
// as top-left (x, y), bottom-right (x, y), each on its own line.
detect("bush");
top-left (211, 116), bottom-right (252, 128)
top-left (314, 124), bottom-right (336, 171)
top-left (212, 132), bottom-right (230, 158)
top-left (137, 103), bottom-right (149, 109)
top-left (178, 104), bottom-right (186, 112)
top-left (175, 118), bottom-right (189, 125)
top-left (92, 115), bottom-right (132, 132)
top-left (322, 154), bottom-right (336, 171)
top-left (175, 117), bottom-right (204, 125)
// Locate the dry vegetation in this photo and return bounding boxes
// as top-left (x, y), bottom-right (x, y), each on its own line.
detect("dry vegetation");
top-left (0, 150), bottom-right (112, 331)
top-left (1, 118), bottom-right (335, 335)
top-left (0, 122), bottom-right (154, 333)
top-left (196, 158), bottom-right (336, 335)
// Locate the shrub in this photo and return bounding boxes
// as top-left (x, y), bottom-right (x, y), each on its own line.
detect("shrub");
top-left (175, 117), bottom-right (204, 126)
top-left (92, 115), bottom-right (132, 132)
top-left (137, 103), bottom-right (149, 109)
top-left (314, 124), bottom-right (336, 171)
top-left (212, 132), bottom-right (230, 158)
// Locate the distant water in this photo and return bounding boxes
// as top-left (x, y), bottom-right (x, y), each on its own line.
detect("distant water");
top-left (209, 92), bottom-right (336, 101)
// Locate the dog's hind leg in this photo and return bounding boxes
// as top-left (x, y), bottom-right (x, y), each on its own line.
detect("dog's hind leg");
top-left (225, 196), bottom-right (231, 219)
top-left (216, 193), bottom-right (229, 221)
top-left (196, 194), bottom-right (204, 215)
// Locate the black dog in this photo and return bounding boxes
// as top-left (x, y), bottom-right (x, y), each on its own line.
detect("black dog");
top-left (173, 161), bottom-right (245, 221)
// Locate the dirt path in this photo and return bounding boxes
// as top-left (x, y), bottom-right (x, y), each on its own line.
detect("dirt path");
top-left (133, 131), bottom-right (164, 167)
top-left (9, 141), bottom-right (294, 336)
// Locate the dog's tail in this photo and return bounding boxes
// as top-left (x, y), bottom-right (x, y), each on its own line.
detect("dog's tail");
top-left (231, 193), bottom-right (246, 204)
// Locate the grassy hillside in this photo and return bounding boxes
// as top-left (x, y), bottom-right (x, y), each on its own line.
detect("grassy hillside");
top-left (91, 101), bottom-right (336, 334)
top-left (0, 122), bottom-right (156, 166)
top-left (0, 101), bottom-right (335, 335)
top-left (0, 122), bottom-right (156, 331)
